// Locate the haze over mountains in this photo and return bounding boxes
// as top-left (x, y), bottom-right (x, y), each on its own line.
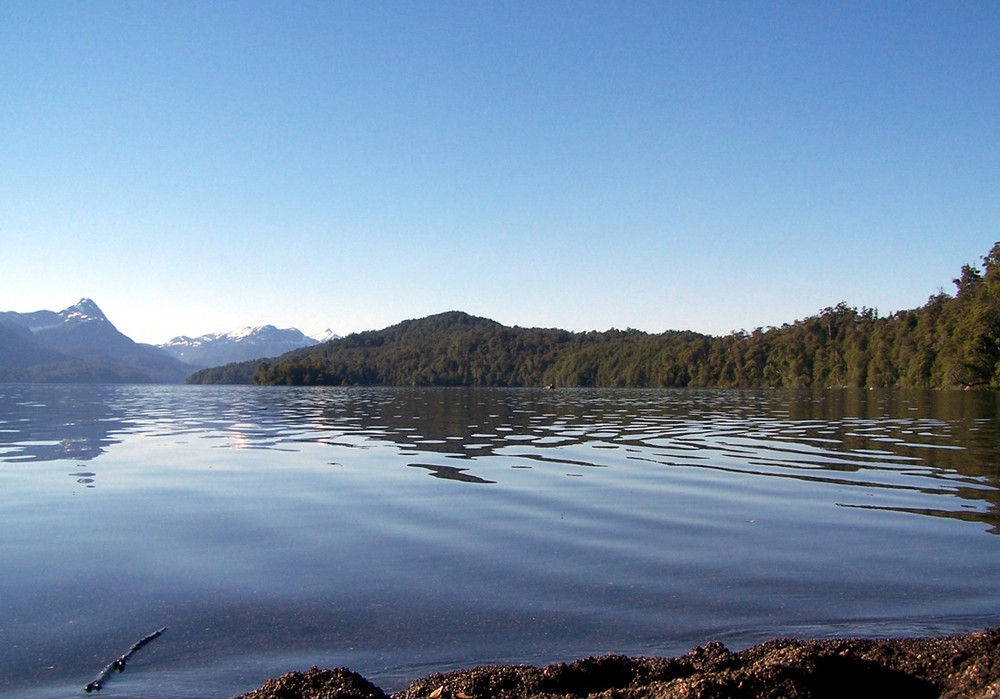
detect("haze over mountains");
top-left (0, 299), bottom-right (336, 383)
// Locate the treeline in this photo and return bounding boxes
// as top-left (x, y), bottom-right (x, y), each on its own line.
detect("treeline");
top-left (187, 357), bottom-right (264, 385)
top-left (189, 243), bottom-right (1000, 389)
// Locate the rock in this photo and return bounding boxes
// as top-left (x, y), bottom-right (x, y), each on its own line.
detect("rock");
top-left (234, 628), bottom-right (1000, 699)
top-left (236, 666), bottom-right (388, 699)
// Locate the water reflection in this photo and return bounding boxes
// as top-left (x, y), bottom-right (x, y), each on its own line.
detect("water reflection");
top-left (1, 384), bottom-right (998, 531)
top-left (408, 463), bottom-right (496, 484)
top-left (3, 384), bottom-right (1000, 698)
top-left (68, 470), bottom-right (96, 487)
top-left (0, 385), bottom-right (128, 461)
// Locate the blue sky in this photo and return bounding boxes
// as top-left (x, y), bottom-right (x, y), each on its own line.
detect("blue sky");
top-left (3, 2), bottom-right (997, 344)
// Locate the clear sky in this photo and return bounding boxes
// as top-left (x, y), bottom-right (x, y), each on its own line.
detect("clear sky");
top-left (3, 2), bottom-right (997, 344)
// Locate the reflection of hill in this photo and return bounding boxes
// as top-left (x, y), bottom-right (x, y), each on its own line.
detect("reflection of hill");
top-left (408, 463), bottom-right (496, 484)
top-left (313, 387), bottom-right (553, 459)
top-left (1, 384), bottom-right (997, 531)
top-left (300, 387), bottom-right (1000, 532)
top-left (0, 385), bottom-right (130, 466)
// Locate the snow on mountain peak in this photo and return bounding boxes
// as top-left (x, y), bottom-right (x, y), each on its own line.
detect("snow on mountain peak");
top-left (226, 326), bottom-right (257, 341)
top-left (157, 323), bottom-right (339, 366)
top-left (310, 329), bottom-right (340, 343)
top-left (63, 298), bottom-right (108, 323)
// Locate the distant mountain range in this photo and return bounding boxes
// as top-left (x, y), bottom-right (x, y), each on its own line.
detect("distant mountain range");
top-left (12, 242), bottom-right (1000, 389)
top-left (0, 298), bottom-right (338, 383)
top-left (0, 298), bottom-right (192, 383)
top-left (157, 326), bottom-right (338, 367)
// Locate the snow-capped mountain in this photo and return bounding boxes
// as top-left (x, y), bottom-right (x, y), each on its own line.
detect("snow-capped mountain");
top-left (159, 325), bottom-right (340, 367)
top-left (0, 298), bottom-right (192, 383)
top-left (0, 298), bottom-right (341, 380)
top-left (310, 328), bottom-right (339, 343)
top-left (1, 297), bottom-right (109, 333)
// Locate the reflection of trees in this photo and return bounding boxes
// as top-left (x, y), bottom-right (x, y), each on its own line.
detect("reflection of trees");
top-left (840, 502), bottom-right (1000, 536)
top-left (2, 385), bottom-right (998, 531)
top-left (408, 463), bottom-right (496, 484)
top-left (303, 387), bottom-right (1000, 533)
top-left (773, 389), bottom-right (1000, 534)
top-left (315, 387), bottom-right (546, 458)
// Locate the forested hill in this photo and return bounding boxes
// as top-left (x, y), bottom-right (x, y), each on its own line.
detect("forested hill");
top-left (189, 243), bottom-right (1000, 389)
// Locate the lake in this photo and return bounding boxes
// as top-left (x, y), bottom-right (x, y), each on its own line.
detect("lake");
top-left (1, 384), bottom-right (998, 697)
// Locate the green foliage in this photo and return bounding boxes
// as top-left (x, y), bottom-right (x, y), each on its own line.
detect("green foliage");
top-left (195, 244), bottom-right (1000, 390)
top-left (949, 244), bottom-right (1000, 388)
top-left (186, 359), bottom-right (264, 385)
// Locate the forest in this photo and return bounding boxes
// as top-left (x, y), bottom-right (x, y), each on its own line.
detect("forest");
top-left (188, 243), bottom-right (1000, 389)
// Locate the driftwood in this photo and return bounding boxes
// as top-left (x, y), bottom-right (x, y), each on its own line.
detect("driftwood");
top-left (84, 627), bottom-right (167, 693)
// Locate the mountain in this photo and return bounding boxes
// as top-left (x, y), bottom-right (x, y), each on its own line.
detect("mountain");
top-left (189, 310), bottom-right (595, 386)
top-left (0, 319), bottom-right (71, 369)
top-left (1, 297), bottom-right (108, 334)
top-left (310, 328), bottom-right (339, 343)
top-left (0, 299), bottom-right (192, 383)
top-left (158, 325), bottom-right (340, 367)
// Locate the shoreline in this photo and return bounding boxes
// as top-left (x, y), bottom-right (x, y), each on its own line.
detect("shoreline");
top-left (236, 627), bottom-right (1000, 698)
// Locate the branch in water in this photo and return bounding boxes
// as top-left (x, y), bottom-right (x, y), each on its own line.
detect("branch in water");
top-left (84, 627), bottom-right (167, 693)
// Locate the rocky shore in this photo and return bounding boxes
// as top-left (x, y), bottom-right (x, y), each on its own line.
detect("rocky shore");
top-left (236, 627), bottom-right (1000, 698)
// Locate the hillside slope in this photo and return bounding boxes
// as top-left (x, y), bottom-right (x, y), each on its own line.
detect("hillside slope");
top-left (192, 243), bottom-right (1000, 389)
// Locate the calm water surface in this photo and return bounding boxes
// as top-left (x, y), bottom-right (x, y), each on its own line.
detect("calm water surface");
top-left (1, 385), bottom-right (999, 697)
